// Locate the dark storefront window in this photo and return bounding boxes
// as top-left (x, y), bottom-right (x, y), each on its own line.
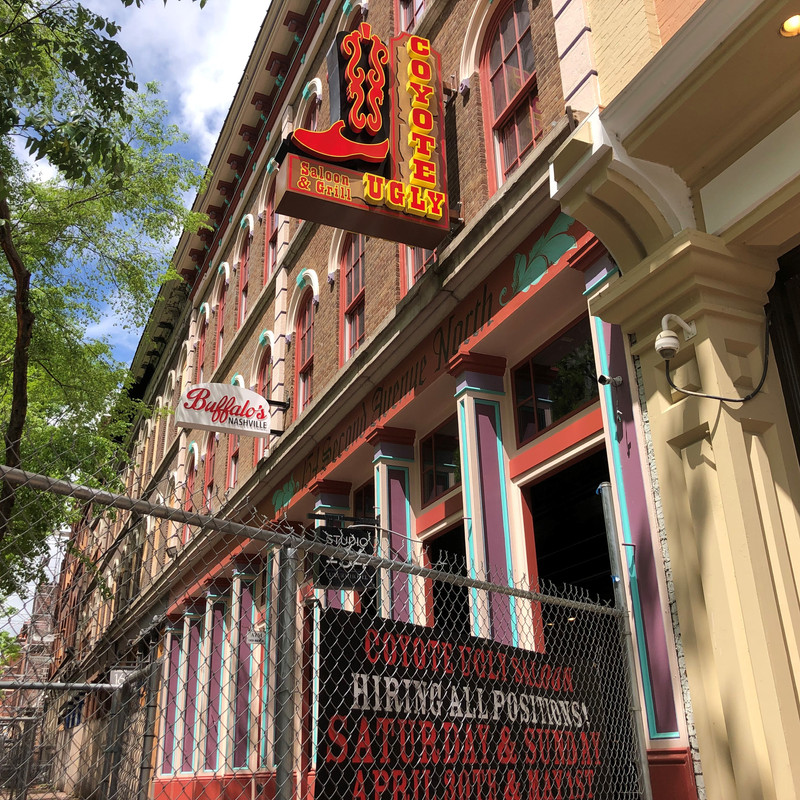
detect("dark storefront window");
top-left (512, 316), bottom-right (598, 446)
top-left (420, 417), bottom-right (461, 505)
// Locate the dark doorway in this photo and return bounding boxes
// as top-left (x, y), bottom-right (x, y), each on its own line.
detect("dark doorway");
top-left (426, 525), bottom-right (470, 639)
top-left (526, 449), bottom-right (613, 602)
top-left (768, 244), bottom-right (800, 461)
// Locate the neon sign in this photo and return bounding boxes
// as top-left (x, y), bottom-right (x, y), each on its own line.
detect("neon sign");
top-left (276, 24), bottom-right (449, 249)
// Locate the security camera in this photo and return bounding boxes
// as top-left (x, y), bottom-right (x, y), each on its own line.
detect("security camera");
top-left (597, 374), bottom-right (622, 386)
top-left (655, 329), bottom-right (680, 361)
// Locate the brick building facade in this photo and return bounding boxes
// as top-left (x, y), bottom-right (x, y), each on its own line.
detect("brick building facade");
top-left (50, 1), bottom-right (800, 799)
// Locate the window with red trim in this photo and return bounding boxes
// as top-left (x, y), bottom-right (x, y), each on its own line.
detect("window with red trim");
top-left (302, 96), bottom-right (319, 132)
top-left (196, 316), bottom-right (207, 384)
top-left (203, 435), bottom-right (216, 511)
top-left (342, 232), bottom-right (366, 360)
top-left (255, 348), bottom-right (272, 463)
top-left (512, 316), bottom-right (598, 446)
top-left (481, 0), bottom-right (542, 187)
top-left (296, 291), bottom-right (314, 414)
top-left (183, 455), bottom-right (196, 543)
top-left (238, 234), bottom-right (250, 329)
top-left (227, 434), bottom-right (239, 490)
top-left (265, 186), bottom-right (278, 282)
top-left (399, 0), bottom-right (425, 32)
top-left (404, 245), bottom-right (435, 292)
top-left (420, 416), bottom-right (461, 505)
top-left (215, 282), bottom-right (226, 369)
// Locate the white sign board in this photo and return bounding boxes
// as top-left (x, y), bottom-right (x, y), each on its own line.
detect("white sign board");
top-left (175, 383), bottom-right (274, 437)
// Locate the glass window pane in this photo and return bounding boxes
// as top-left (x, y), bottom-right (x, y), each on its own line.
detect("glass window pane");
top-left (489, 32), bottom-right (502, 73)
top-left (513, 364), bottom-right (533, 402)
top-left (517, 401), bottom-right (537, 442)
top-left (491, 72), bottom-right (506, 119)
top-left (502, 121), bottom-right (518, 173)
top-left (504, 49), bottom-right (522, 100)
top-left (517, 103), bottom-right (534, 154)
top-left (519, 34), bottom-right (536, 77)
top-left (500, 7), bottom-right (516, 55)
top-left (514, 0), bottom-right (530, 35)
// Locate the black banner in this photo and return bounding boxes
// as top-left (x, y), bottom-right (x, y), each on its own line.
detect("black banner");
top-left (316, 606), bottom-right (642, 800)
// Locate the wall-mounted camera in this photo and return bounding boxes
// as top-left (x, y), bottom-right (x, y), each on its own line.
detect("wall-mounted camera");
top-left (597, 374), bottom-right (623, 386)
top-left (656, 314), bottom-right (696, 361)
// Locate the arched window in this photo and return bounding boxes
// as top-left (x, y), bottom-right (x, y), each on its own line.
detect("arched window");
top-left (403, 245), bottom-right (435, 294)
top-left (296, 290), bottom-right (314, 414)
top-left (203, 435), bottom-right (216, 511)
top-left (399, 0), bottom-right (425, 33)
top-left (227, 434), bottom-right (239, 491)
top-left (265, 185), bottom-right (278, 283)
top-left (215, 281), bottom-right (227, 369)
top-left (480, 0), bottom-right (542, 189)
top-left (341, 232), bottom-right (366, 361)
top-left (255, 347), bottom-right (272, 463)
top-left (238, 233), bottom-right (250, 329)
top-left (183, 452), bottom-right (197, 543)
top-left (196, 314), bottom-right (208, 384)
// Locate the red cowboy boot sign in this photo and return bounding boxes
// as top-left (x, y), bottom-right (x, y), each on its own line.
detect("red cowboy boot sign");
top-left (276, 23), bottom-right (449, 249)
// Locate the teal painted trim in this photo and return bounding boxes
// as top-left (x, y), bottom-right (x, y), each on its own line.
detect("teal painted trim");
top-left (217, 263), bottom-right (225, 274)
top-left (372, 454), bottom-right (415, 465)
top-left (233, 577), bottom-right (257, 770)
top-left (258, 329), bottom-right (269, 347)
top-left (300, 53), bottom-right (306, 64)
top-left (260, 553), bottom-right (275, 768)
top-left (458, 399), bottom-right (481, 637)
top-left (311, 590), bottom-right (321, 766)
top-left (343, 0), bottom-right (352, 14)
top-left (302, 82), bottom-right (312, 100)
top-left (374, 466), bottom-right (383, 611)
top-left (296, 267), bottom-right (308, 287)
top-left (319, 11), bottom-right (325, 22)
top-left (173, 623), bottom-right (186, 773)
top-left (240, 216), bottom-right (248, 229)
top-left (476, 399), bottom-right (518, 647)
top-left (231, 373), bottom-right (242, 385)
top-left (582, 267), bottom-right (619, 297)
top-left (401, 467), bottom-right (414, 625)
top-left (188, 616), bottom-right (204, 772)
top-left (454, 386), bottom-right (506, 401)
top-left (594, 317), bottom-right (679, 740)
top-left (211, 598), bottom-right (228, 771)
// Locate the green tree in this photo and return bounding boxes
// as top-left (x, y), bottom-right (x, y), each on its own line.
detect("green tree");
top-left (0, 0), bottom-right (210, 589)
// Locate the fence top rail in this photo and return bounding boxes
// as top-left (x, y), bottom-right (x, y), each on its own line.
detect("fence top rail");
top-left (0, 463), bottom-right (621, 616)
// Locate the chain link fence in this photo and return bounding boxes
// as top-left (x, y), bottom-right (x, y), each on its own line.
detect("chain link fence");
top-left (0, 437), bottom-right (650, 800)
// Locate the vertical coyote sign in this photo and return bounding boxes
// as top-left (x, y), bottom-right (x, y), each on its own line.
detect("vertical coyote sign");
top-left (276, 25), bottom-right (449, 248)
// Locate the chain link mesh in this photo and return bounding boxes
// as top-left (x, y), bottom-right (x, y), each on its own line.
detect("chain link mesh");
top-left (0, 436), bottom-right (647, 800)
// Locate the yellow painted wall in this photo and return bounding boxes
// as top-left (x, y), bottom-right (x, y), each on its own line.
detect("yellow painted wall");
top-left (586, 0), bottom-right (661, 105)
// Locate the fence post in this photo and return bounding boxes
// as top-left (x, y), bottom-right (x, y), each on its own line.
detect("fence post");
top-left (137, 655), bottom-right (161, 800)
top-left (274, 546), bottom-right (298, 800)
top-left (599, 481), bottom-right (654, 800)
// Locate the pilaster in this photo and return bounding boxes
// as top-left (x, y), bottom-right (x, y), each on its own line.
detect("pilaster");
top-left (591, 230), bottom-right (800, 800)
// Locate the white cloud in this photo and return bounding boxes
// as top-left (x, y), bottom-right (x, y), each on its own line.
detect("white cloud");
top-left (86, 305), bottom-right (142, 367)
top-left (88, 0), bottom-right (271, 163)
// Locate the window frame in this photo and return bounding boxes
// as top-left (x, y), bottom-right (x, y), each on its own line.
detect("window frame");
top-left (479, 0), bottom-right (542, 193)
top-left (215, 280), bottom-right (227, 370)
top-left (296, 289), bottom-right (315, 415)
top-left (238, 233), bottom-right (250, 329)
top-left (264, 185), bottom-right (278, 284)
top-left (196, 316), bottom-right (208, 384)
top-left (401, 244), bottom-right (436, 295)
top-left (420, 415), bottom-right (462, 507)
top-left (254, 347), bottom-right (272, 464)
top-left (511, 315), bottom-right (599, 447)
top-left (398, 0), bottom-right (425, 33)
top-left (203, 435), bottom-right (216, 511)
top-left (341, 232), bottom-right (366, 362)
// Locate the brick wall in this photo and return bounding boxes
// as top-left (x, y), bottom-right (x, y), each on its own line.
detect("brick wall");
top-left (587, 0), bottom-right (662, 105)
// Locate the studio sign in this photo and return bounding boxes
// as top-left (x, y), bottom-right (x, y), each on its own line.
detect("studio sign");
top-left (276, 24), bottom-right (449, 249)
top-left (175, 384), bottom-right (279, 437)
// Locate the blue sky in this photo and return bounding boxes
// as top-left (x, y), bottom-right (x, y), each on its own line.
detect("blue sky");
top-left (84, 0), bottom-right (271, 366)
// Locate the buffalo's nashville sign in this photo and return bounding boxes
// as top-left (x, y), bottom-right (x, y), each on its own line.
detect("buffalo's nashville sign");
top-left (276, 24), bottom-right (449, 249)
top-left (175, 384), bottom-right (282, 437)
